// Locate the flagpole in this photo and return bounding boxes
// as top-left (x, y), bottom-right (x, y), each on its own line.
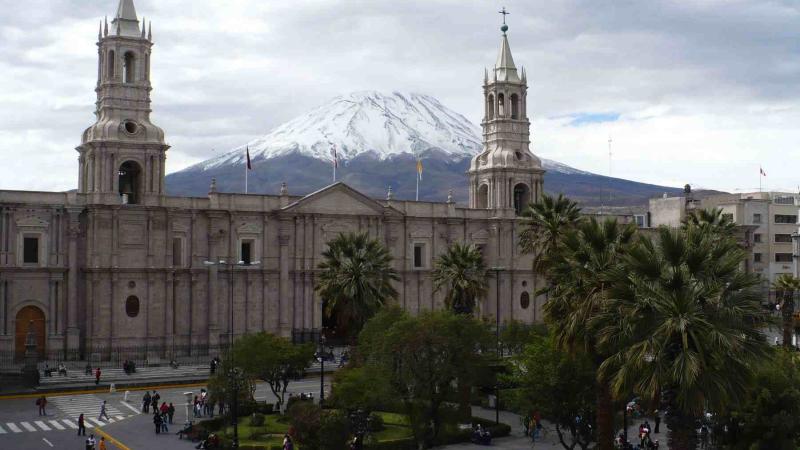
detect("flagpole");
top-left (245, 148), bottom-right (248, 194)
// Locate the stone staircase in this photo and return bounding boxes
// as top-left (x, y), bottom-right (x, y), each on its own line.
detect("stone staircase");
top-left (38, 364), bottom-right (210, 389)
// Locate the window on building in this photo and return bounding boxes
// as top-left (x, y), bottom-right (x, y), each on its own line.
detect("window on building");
top-left (775, 214), bottom-right (797, 224)
top-left (774, 196), bottom-right (796, 205)
top-left (634, 215), bottom-right (646, 228)
top-left (753, 213), bottom-right (762, 224)
top-left (240, 240), bottom-right (253, 265)
top-left (754, 253), bottom-right (762, 263)
top-left (172, 237), bottom-right (183, 267)
top-left (123, 51), bottom-right (135, 83)
top-left (520, 292), bottom-right (530, 309)
top-left (775, 234), bottom-right (793, 243)
top-left (413, 243), bottom-right (425, 269)
top-left (125, 296), bottom-right (140, 318)
top-left (775, 253), bottom-right (793, 263)
top-left (754, 233), bottom-right (762, 243)
top-left (23, 237), bottom-right (39, 264)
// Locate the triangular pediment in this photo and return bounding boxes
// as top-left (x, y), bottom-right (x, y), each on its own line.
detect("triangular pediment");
top-left (282, 183), bottom-right (403, 217)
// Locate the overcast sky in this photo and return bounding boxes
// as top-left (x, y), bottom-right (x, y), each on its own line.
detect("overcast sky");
top-left (1, 0), bottom-right (799, 193)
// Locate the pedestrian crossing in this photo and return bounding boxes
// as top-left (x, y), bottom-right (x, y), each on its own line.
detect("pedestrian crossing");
top-left (0, 414), bottom-right (130, 434)
top-left (0, 394), bottom-right (134, 435)
top-left (50, 394), bottom-right (125, 419)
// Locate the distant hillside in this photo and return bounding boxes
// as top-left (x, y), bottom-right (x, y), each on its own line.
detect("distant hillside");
top-left (167, 152), bottom-right (685, 206)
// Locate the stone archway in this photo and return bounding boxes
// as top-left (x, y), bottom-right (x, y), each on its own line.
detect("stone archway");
top-left (15, 305), bottom-right (46, 361)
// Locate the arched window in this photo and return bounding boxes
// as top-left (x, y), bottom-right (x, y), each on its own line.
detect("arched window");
top-left (123, 51), bottom-right (135, 83)
top-left (477, 184), bottom-right (489, 209)
top-left (513, 183), bottom-right (530, 216)
top-left (107, 50), bottom-right (115, 79)
top-left (118, 160), bottom-right (142, 204)
top-left (498, 93), bottom-right (505, 117)
top-left (487, 94), bottom-right (494, 120)
top-left (510, 94), bottom-right (519, 119)
top-left (520, 292), bottom-right (530, 309)
top-left (125, 296), bottom-right (140, 317)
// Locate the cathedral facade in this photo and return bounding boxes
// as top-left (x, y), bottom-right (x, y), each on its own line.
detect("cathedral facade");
top-left (0, 0), bottom-right (544, 360)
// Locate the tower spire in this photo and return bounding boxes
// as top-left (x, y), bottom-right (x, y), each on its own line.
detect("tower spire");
top-left (111, 0), bottom-right (141, 37)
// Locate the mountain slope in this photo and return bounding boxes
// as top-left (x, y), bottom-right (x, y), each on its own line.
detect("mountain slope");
top-left (167, 91), bottom-right (683, 205)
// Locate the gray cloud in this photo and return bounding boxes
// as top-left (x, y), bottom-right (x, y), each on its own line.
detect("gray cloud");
top-left (0, 0), bottom-right (798, 192)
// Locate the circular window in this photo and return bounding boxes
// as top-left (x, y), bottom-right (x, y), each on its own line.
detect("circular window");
top-left (124, 121), bottom-right (138, 134)
top-left (521, 280), bottom-right (527, 287)
top-left (125, 296), bottom-right (140, 318)
top-left (128, 281), bottom-right (136, 289)
top-left (520, 292), bottom-right (530, 310)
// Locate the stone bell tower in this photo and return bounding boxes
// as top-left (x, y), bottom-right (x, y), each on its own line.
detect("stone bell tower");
top-left (77, 0), bottom-right (168, 206)
top-left (469, 20), bottom-right (544, 215)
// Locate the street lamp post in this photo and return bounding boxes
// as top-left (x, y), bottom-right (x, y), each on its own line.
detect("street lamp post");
top-left (491, 266), bottom-right (505, 425)
top-left (203, 258), bottom-right (260, 450)
top-left (319, 331), bottom-right (327, 407)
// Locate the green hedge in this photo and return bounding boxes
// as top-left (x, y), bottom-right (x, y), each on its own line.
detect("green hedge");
top-left (472, 417), bottom-right (511, 438)
top-left (364, 438), bottom-right (416, 450)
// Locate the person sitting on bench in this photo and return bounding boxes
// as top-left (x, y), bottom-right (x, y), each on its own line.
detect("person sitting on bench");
top-left (177, 422), bottom-right (193, 439)
top-left (58, 363), bottom-right (67, 376)
top-left (43, 363), bottom-right (54, 377)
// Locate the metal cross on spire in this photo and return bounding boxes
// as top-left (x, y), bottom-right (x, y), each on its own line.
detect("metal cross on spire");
top-left (498, 6), bottom-right (510, 24)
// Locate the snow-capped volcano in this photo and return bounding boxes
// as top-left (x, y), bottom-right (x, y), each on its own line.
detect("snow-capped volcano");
top-left (168, 91), bottom-right (679, 205)
top-left (198, 91), bottom-right (482, 170)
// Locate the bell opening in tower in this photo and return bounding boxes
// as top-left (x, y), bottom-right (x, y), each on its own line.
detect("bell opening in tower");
top-left (118, 160), bottom-right (142, 204)
top-left (477, 184), bottom-right (489, 209)
top-left (123, 51), bottom-right (136, 84)
top-left (513, 183), bottom-right (530, 216)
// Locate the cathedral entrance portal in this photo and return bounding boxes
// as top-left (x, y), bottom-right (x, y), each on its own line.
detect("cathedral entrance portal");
top-left (118, 160), bottom-right (142, 204)
top-left (14, 306), bottom-right (45, 361)
top-left (321, 299), bottom-right (352, 345)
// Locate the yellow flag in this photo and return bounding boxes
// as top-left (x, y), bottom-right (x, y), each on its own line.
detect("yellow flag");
top-left (416, 159), bottom-right (423, 180)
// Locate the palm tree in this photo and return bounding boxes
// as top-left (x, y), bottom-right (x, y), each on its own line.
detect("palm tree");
top-left (519, 193), bottom-right (582, 275)
top-left (681, 207), bottom-right (736, 238)
top-left (542, 217), bottom-right (637, 450)
top-left (432, 242), bottom-right (488, 315)
top-left (316, 232), bottom-right (399, 337)
top-left (773, 274), bottom-right (800, 348)
top-left (597, 226), bottom-right (772, 450)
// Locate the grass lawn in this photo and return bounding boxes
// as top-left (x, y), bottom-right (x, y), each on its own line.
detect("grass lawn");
top-left (373, 424), bottom-right (413, 441)
top-left (376, 411), bottom-right (409, 426)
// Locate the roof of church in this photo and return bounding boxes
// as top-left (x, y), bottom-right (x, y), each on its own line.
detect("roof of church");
top-left (111, 0), bottom-right (141, 37)
top-left (494, 32), bottom-right (520, 83)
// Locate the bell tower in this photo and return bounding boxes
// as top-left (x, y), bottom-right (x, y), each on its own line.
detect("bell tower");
top-left (469, 18), bottom-right (544, 215)
top-left (77, 0), bottom-right (168, 205)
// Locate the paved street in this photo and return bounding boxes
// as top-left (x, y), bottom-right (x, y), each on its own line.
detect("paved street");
top-left (0, 378), bottom-right (330, 449)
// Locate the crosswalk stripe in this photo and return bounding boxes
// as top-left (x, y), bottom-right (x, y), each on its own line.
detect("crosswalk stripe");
top-left (20, 422), bottom-right (37, 432)
top-left (0, 424), bottom-right (6, 434)
top-left (87, 418), bottom-right (104, 427)
top-left (6, 423), bottom-right (22, 433)
top-left (121, 402), bottom-right (140, 414)
top-left (114, 416), bottom-right (124, 421)
top-left (62, 420), bottom-right (78, 429)
top-left (34, 421), bottom-right (51, 431)
top-left (48, 420), bottom-right (65, 430)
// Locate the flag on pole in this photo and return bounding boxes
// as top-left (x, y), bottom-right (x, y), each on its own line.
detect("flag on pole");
top-left (246, 146), bottom-right (252, 170)
top-left (416, 158), bottom-right (423, 181)
top-left (331, 144), bottom-right (338, 168)
top-left (760, 167), bottom-right (766, 176)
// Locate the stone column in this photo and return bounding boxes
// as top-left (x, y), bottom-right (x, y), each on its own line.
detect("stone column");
top-left (278, 224), bottom-right (291, 337)
top-left (165, 272), bottom-right (174, 352)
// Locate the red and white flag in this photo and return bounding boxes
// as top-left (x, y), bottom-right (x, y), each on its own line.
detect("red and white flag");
top-left (760, 167), bottom-right (766, 176)
top-left (330, 144), bottom-right (338, 168)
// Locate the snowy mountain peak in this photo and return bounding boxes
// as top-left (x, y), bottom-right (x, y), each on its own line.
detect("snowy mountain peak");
top-left (198, 91), bottom-right (483, 170)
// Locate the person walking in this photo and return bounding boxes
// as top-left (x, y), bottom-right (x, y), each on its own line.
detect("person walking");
top-left (151, 391), bottom-right (160, 412)
top-left (94, 367), bottom-right (101, 385)
top-left (153, 411), bottom-right (162, 434)
top-left (77, 413), bottom-right (86, 436)
top-left (161, 411), bottom-right (169, 433)
top-left (98, 436), bottom-right (107, 450)
top-left (36, 395), bottom-right (47, 416)
top-left (167, 403), bottom-right (175, 424)
top-left (654, 410), bottom-right (661, 434)
top-left (142, 391), bottom-right (151, 413)
top-left (98, 400), bottom-right (110, 421)
top-left (283, 434), bottom-right (294, 450)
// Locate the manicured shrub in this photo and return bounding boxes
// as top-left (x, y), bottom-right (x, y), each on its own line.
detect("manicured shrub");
top-left (368, 412), bottom-right (385, 432)
top-left (251, 412), bottom-right (265, 426)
